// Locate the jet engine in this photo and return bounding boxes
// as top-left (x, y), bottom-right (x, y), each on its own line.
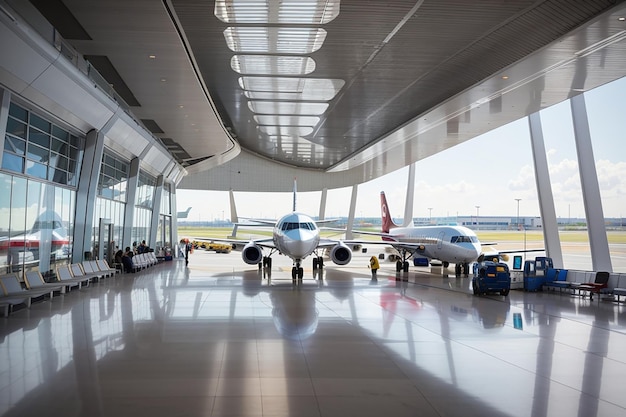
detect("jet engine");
top-left (242, 242), bottom-right (263, 265)
top-left (329, 242), bottom-right (352, 265)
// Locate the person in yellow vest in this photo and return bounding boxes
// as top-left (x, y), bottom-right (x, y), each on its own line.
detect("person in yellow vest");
top-left (369, 255), bottom-right (380, 279)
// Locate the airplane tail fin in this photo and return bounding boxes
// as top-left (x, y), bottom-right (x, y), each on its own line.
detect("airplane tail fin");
top-left (380, 192), bottom-right (400, 233)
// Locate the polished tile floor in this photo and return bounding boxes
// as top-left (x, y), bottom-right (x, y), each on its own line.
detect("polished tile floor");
top-left (1, 249), bottom-right (625, 417)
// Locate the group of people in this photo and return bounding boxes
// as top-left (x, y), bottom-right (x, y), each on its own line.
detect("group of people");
top-left (113, 240), bottom-right (149, 273)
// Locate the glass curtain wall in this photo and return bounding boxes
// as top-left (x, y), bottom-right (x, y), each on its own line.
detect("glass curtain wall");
top-left (156, 183), bottom-right (172, 255)
top-left (132, 170), bottom-right (156, 248)
top-left (92, 151), bottom-right (128, 260)
top-left (1, 102), bottom-right (81, 279)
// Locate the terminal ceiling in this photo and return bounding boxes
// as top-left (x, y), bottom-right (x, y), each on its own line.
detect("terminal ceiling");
top-left (29, 0), bottom-right (626, 191)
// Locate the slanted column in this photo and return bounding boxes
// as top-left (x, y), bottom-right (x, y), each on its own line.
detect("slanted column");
top-left (570, 95), bottom-right (612, 272)
top-left (528, 113), bottom-right (563, 268)
top-left (403, 163), bottom-right (416, 227)
top-left (123, 157), bottom-right (140, 248)
top-left (318, 188), bottom-right (328, 221)
top-left (73, 129), bottom-right (106, 262)
top-left (150, 176), bottom-right (164, 250)
top-left (345, 185), bottom-right (358, 240)
top-left (0, 88), bottom-right (10, 160)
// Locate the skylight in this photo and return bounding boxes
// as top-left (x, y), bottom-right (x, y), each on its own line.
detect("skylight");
top-left (215, 0), bottom-right (340, 24)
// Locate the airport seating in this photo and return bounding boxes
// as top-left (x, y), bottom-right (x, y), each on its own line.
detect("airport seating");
top-left (0, 273), bottom-right (56, 316)
top-left (570, 271), bottom-right (610, 300)
top-left (70, 263), bottom-right (101, 282)
top-left (543, 269), bottom-right (570, 293)
top-left (95, 259), bottom-right (118, 277)
top-left (56, 265), bottom-right (90, 291)
top-left (613, 288), bottom-right (626, 302)
top-left (24, 271), bottom-right (66, 294)
top-left (81, 261), bottom-right (107, 281)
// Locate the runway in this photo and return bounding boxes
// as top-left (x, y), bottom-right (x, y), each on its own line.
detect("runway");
top-left (0, 248), bottom-right (625, 417)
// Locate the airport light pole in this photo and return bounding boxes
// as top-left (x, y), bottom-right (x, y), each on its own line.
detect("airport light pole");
top-left (515, 198), bottom-right (521, 229)
top-left (428, 207), bottom-right (433, 223)
top-left (475, 205), bottom-right (480, 229)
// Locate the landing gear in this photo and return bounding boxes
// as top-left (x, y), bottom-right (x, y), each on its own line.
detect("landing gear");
top-left (454, 262), bottom-right (471, 277)
top-left (291, 262), bottom-right (304, 282)
top-left (312, 256), bottom-right (324, 270)
top-left (394, 250), bottom-right (411, 272)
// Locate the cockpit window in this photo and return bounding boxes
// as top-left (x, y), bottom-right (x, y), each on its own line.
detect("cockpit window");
top-left (281, 222), bottom-right (317, 231)
top-left (451, 235), bottom-right (478, 243)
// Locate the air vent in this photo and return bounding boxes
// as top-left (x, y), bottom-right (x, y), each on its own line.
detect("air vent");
top-left (30, 0), bottom-right (92, 40)
top-left (141, 119), bottom-right (165, 134)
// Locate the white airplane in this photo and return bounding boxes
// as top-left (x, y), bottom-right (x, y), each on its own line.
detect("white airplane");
top-left (353, 192), bottom-right (484, 275)
top-left (194, 181), bottom-right (359, 280)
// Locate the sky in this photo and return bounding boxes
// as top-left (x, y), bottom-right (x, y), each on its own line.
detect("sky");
top-left (177, 77), bottom-right (626, 223)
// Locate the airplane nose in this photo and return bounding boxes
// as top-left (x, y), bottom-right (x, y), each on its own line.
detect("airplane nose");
top-left (286, 232), bottom-right (316, 257)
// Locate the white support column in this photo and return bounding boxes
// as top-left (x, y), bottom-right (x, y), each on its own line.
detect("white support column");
top-left (227, 189), bottom-right (239, 238)
top-left (345, 185), bottom-right (358, 240)
top-left (528, 113), bottom-right (563, 268)
top-left (171, 184), bottom-right (179, 251)
top-left (0, 88), bottom-right (10, 160)
top-left (318, 188), bottom-right (328, 221)
top-left (403, 163), bottom-right (416, 226)
top-left (73, 129), bottom-right (106, 262)
top-left (229, 189), bottom-right (239, 223)
top-left (570, 95), bottom-right (612, 272)
top-left (150, 176), bottom-right (164, 251)
top-left (123, 157), bottom-right (140, 248)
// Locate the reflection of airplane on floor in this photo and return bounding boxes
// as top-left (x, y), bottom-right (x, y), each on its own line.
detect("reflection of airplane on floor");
top-left (193, 181), bottom-right (360, 281)
top-left (353, 192), bottom-right (543, 275)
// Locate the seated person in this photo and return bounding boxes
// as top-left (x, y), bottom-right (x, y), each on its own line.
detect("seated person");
top-left (122, 246), bottom-right (134, 273)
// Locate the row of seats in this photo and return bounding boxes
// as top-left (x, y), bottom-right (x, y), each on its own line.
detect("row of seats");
top-left (0, 259), bottom-right (119, 316)
top-left (125, 252), bottom-right (160, 273)
top-left (543, 269), bottom-right (625, 301)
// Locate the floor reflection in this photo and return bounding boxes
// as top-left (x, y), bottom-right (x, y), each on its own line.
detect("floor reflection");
top-left (0, 250), bottom-right (625, 417)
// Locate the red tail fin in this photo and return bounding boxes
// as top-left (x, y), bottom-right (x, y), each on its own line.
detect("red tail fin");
top-left (380, 192), bottom-right (400, 233)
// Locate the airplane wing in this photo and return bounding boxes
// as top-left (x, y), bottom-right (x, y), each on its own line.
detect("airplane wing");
top-left (191, 236), bottom-right (275, 251)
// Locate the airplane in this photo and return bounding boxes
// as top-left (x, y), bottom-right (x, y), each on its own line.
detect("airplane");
top-left (177, 207), bottom-right (192, 219)
top-left (350, 192), bottom-right (484, 276)
top-left (0, 210), bottom-right (71, 269)
top-left (351, 192), bottom-right (545, 275)
top-left (193, 181), bottom-right (360, 280)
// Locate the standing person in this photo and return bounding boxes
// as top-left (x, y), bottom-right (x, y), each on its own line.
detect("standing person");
top-left (369, 255), bottom-right (380, 279)
top-left (184, 239), bottom-right (191, 266)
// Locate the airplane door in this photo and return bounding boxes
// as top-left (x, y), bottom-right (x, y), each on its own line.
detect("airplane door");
top-left (98, 218), bottom-right (114, 262)
top-left (437, 231), bottom-right (445, 249)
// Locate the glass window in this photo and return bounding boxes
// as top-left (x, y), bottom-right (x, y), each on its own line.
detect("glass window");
top-left (27, 143), bottom-right (49, 162)
top-left (4, 135), bottom-right (26, 155)
top-left (51, 137), bottom-right (67, 154)
top-left (49, 168), bottom-right (67, 184)
top-left (28, 126), bottom-right (50, 148)
top-left (8, 103), bottom-right (27, 121)
top-left (2, 153), bottom-right (24, 173)
top-left (26, 160), bottom-right (47, 179)
top-left (52, 125), bottom-right (69, 141)
top-left (30, 113), bottom-right (51, 133)
top-left (6, 118), bottom-right (26, 139)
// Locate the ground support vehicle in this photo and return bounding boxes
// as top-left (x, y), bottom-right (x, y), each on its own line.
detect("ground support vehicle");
top-left (472, 261), bottom-right (511, 296)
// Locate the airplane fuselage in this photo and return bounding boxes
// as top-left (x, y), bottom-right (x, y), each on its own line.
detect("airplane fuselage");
top-left (273, 212), bottom-right (320, 263)
top-left (387, 225), bottom-right (481, 264)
